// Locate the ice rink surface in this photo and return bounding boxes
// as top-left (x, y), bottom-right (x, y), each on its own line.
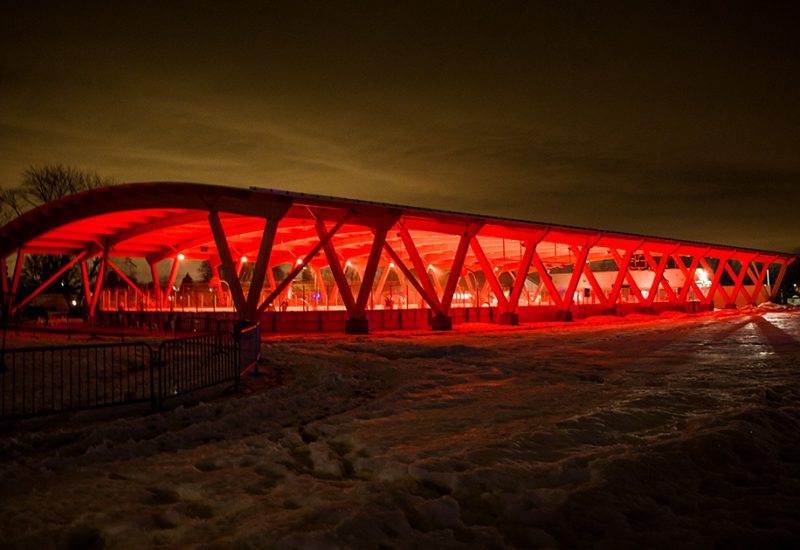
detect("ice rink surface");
top-left (2, 306), bottom-right (799, 548)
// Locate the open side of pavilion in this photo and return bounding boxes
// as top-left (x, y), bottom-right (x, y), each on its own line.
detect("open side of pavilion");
top-left (0, 182), bottom-right (794, 334)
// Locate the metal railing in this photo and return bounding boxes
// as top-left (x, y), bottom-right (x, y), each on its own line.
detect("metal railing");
top-left (0, 323), bottom-right (261, 420)
top-left (157, 331), bottom-right (237, 404)
top-left (1, 342), bottom-right (153, 417)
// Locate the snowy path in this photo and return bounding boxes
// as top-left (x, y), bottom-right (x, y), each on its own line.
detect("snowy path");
top-left (1, 308), bottom-right (799, 548)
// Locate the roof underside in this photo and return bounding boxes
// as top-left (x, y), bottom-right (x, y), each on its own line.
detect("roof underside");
top-left (0, 182), bottom-right (792, 269)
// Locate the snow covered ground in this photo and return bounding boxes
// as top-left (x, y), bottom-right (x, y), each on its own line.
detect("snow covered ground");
top-left (1, 306), bottom-right (799, 549)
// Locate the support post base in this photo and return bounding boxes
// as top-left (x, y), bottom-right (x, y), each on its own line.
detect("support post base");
top-left (431, 315), bottom-right (453, 331)
top-left (724, 303), bottom-right (737, 310)
top-left (672, 305), bottom-right (686, 312)
top-left (555, 310), bottom-right (573, 322)
top-left (345, 318), bottom-right (369, 334)
top-left (600, 308), bottom-right (617, 316)
top-left (639, 306), bottom-right (655, 315)
top-left (499, 312), bottom-right (519, 325)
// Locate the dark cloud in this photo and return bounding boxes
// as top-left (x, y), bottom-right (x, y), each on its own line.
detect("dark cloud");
top-left (1, 1), bottom-right (798, 252)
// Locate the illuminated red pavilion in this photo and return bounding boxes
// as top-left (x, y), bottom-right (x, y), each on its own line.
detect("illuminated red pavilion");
top-left (0, 183), bottom-right (794, 333)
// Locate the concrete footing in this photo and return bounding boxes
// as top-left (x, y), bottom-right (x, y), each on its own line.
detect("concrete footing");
top-left (555, 310), bottom-right (573, 322)
top-left (499, 312), bottom-right (519, 325)
top-left (640, 306), bottom-right (655, 315)
top-left (600, 308), bottom-right (617, 316)
top-left (431, 315), bottom-right (453, 331)
top-left (344, 318), bottom-right (369, 334)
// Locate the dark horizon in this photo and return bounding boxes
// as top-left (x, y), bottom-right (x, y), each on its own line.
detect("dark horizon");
top-left (2, 2), bottom-right (799, 253)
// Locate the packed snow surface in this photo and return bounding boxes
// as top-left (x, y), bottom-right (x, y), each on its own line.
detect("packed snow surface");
top-left (2, 306), bottom-right (800, 548)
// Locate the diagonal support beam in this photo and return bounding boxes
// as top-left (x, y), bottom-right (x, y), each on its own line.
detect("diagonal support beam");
top-left (258, 214), bottom-right (350, 313)
top-left (383, 242), bottom-right (445, 316)
top-left (611, 248), bottom-right (646, 304)
top-left (507, 238), bottom-right (540, 313)
top-left (89, 246), bottom-right (108, 317)
top-left (398, 225), bottom-right (442, 311)
top-left (209, 211), bottom-right (247, 318)
top-left (561, 237), bottom-right (599, 310)
top-left (581, 260), bottom-right (608, 308)
top-left (356, 226), bottom-right (390, 315)
top-left (770, 258), bottom-right (793, 301)
top-left (643, 250), bottom-right (679, 305)
top-left (642, 246), bottom-right (680, 307)
top-left (316, 219), bottom-right (356, 315)
top-left (607, 248), bottom-right (637, 307)
top-left (725, 255), bottom-right (756, 305)
top-left (12, 252), bottom-right (89, 314)
top-left (440, 223), bottom-right (483, 314)
top-left (532, 252), bottom-right (563, 308)
top-left (106, 258), bottom-right (148, 301)
top-left (470, 237), bottom-right (508, 310)
top-left (673, 252), bottom-right (706, 304)
top-left (700, 256), bottom-right (732, 306)
top-left (246, 216), bottom-right (283, 319)
top-left (749, 256), bottom-right (776, 304)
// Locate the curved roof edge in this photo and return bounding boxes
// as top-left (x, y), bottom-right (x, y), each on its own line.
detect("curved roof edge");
top-left (0, 181), bottom-right (795, 260)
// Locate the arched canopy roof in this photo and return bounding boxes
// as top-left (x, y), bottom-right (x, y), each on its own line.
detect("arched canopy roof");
top-left (0, 182), bottom-right (793, 269)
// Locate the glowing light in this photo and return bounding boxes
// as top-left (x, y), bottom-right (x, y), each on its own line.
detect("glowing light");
top-left (695, 268), bottom-right (711, 287)
top-left (345, 260), bottom-right (352, 267)
top-left (389, 262), bottom-right (395, 269)
top-left (427, 263), bottom-right (434, 270)
top-left (494, 266), bottom-right (499, 272)
top-left (177, 253), bottom-right (185, 261)
top-left (240, 256), bottom-right (248, 263)
top-left (641, 290), bottom-right (649, 299)
top-left (71, 299), bottom-right (77, 306)
top-left (296, 258), bottom-right (303, 266)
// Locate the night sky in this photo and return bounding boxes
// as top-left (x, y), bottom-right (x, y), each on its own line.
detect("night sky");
top-left (2, 2), bottom-right (798, 253)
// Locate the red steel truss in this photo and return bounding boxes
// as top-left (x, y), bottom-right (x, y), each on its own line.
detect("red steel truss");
top-left (0, 182), bottom-right (795, 333)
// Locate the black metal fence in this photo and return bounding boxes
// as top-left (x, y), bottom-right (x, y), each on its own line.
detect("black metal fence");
top-left (0, 342), bottom-right (153, 417)
top-left (1, 324), bottom-right (262, 419)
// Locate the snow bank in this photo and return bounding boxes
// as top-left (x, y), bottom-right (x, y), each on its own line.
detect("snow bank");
top-left (1, 309), bottom-right (799, 548)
